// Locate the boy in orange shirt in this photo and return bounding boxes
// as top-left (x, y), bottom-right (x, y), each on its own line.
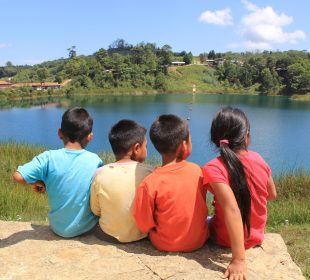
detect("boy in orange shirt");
top-left (132, 114), bottom-right (209, 252)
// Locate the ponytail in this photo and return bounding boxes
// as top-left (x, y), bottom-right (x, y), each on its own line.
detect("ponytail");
top-left (210, 107), bottom-right (252, 236)
top-left (220, 142), bottom-right (251, 235)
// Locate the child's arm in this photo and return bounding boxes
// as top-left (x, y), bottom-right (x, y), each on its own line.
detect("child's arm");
top-left (209, 182), bottom-right (247, 280)
top-left (13, 171), bottom-right (46, 193)
top-left (266, 175), bottom-right (277, 200)
top-left (13, 171), bottom-right (27, 184)
top-left (90, 183), bottom-right (101, 216)
top-left (132, 183), bottom-right (156, 234)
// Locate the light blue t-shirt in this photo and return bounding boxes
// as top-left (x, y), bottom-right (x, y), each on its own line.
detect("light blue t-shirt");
top-left (17, 148), bottom-right (103, 238)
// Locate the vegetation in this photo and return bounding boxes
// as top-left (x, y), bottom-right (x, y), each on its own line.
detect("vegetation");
top-left (0, 41), bottom-right (309, 98)
top-left (1, 142), bottom-right (309, 278)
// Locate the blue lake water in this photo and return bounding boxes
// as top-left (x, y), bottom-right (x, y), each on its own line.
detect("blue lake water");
top-left (1, 93), bottom-right (310, 174)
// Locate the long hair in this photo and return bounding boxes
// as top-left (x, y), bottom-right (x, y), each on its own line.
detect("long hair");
top-left (210, 106), bottom-right (251, 235)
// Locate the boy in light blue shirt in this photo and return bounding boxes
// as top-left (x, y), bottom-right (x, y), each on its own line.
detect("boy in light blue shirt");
top-left (13, 107), bottom-right (103, 238)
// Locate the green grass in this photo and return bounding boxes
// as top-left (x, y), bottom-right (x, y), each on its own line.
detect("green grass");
top-left (0, 142), bottom-right (309, 278)
top-left (290, 93), bottom-right (310, 101)
top-left (0, 142), bottom-right (117, 221)
top-left (266, 169), bottom-right (310, 279)
top-left (166, 65), bottom-right (222, 93)
top-left (165, 65), bottom-right (258, 94)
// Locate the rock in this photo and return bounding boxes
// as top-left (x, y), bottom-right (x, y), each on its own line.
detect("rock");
top-left (0, 221), bottom-right (305, 280)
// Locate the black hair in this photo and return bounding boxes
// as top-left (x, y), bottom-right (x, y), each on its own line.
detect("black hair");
top-left (109, 119), bottom-right (146, 156)
top-left (210, 106), bottom-right (251, 235)
top-left (61, 107), bottom-right (93, 144)
top-left (150, 114), bottom-right (189, 155)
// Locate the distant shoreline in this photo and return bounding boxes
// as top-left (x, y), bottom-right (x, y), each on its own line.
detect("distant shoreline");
top-left (2, 88), bottom-right (307, 103)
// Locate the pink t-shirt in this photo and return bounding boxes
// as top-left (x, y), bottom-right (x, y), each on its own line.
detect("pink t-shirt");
top-left (203, 150), bottom-right (271, 249)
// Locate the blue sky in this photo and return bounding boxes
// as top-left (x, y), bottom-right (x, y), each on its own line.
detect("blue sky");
top-left (0, 0), bottom-right (309, 66)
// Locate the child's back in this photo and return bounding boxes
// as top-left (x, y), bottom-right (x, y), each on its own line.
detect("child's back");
top-left (91, 161), bottom-right (152, 242)
top-left (90, 120), bottom-right (151, 242)
top-left (133, 114), bottom-right (208, 252)
top-left (204, 150), bottom-right (272, 248)
top-left (133, 160), bottom-right (208, 252)
top-left (14, 107), bottom-right (103, 238)
top-left (202, 106), bottom-right (276, 279)
top-left (18, 148), bottom-right (102, 237)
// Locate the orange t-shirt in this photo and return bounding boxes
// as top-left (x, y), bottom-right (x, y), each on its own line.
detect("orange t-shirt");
top-left (203, 151), bottom-right (271, 249)
top-left (133, 160), bottom-right (209, 252)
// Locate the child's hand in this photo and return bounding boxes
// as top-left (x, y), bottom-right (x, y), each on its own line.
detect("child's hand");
top-left (31, 180), bottom-right (46, 193)
top-left (222, 259), bottom-right (247, 280)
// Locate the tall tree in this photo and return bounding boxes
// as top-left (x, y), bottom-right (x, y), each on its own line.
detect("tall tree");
top-left (67, 46), bottom-right (77, 59)
top-left (183, 52), bottom-right (193, 65)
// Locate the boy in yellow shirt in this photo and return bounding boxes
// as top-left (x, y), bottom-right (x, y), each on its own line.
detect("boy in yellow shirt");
top-left (90, 119), bottom-right (153, 242)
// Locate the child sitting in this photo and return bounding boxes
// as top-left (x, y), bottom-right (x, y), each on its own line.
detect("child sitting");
top-left (203, 106), bottom-right (277, 279)
top-left (13, 107), bottom-right (103, 238)
top-left (133, 114), bottom-right (209, 252)
top-left (90, 119), bottom-right (153, 242)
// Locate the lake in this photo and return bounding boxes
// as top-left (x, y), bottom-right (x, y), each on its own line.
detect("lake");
top-left (1, 93), bottom-right (310, 174)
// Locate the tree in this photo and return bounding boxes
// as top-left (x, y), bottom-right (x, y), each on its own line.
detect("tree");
top-left (159, 45), bottom-right (173, 65)
top-left (208, 50), bottom-right (216, 59)
top-left (199, 53), bottom-right (208, 64)
top-left (287, 62), bottom-right (310, 93)
top-left (154, 72), bottom-right (168, 91)
top-left (37, 67), bottom-right (49, 82)
top-left (67, 46), bottom-right (77, 59)
top-left (183, 52), bottom-right (193, 65)
top-left (64, 57), bottom-right (88, 77)
top-left (259, 68), bottom-right (280, 95)
top-left (95, 48), bottom-right (108, 65)
top-left (108, 39), bottom-right (132, 51)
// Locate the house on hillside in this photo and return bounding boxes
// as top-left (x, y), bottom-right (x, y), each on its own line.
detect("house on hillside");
top-left (13, 82), bottom-right (61, 90)
top-left (0, 80), bottom-right (12, 89)
top-left (171, 61), bottom-right (186, 66)
top-left (205, 58), bottom-right (225, 67)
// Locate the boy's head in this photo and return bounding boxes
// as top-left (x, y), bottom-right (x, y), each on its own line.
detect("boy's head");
top-left (59, 107), bottom-right (93, 147)
top-left (150, 114), bottom-right (191, 159)
top-left (109, 119), bottom-right (147, 162)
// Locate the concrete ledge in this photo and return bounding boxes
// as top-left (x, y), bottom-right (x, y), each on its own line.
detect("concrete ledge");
top-left (0, 221), bottom-right (305, 280)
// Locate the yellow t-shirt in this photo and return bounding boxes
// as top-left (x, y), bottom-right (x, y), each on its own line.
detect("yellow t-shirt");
top-left (90, 161), bottom-right (153, 242)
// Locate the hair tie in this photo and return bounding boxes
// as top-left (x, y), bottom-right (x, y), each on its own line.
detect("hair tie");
top-left (219, 139), bottom-right (229, 145)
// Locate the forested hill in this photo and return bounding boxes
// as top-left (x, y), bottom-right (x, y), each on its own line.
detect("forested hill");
top-left (0, 39), bottom-right (309, 96)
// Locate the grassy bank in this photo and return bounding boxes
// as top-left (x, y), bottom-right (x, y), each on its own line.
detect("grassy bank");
top-left (1, 142), bottom-right (309, 278)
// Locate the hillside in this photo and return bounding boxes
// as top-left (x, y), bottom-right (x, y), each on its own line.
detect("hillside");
top-left (0, 41), bottom-right (309, 97)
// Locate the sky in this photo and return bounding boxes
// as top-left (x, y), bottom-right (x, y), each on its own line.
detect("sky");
top-left (0, 0), bottom-right (309, 66)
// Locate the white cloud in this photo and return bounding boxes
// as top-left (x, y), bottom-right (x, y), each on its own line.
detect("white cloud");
top-left (0, 43), bottom-right (10, 49)
top-left (241, 0), bottom-right (257, 12)
top-left (237, 0), bottom-right (306, 49)
top-left (198, 8), bottom-right (233, 26)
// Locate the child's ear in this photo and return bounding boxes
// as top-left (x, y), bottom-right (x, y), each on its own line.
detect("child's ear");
top-left (129, 143), bottom-right (141, 161)
top-left (176, 141), bottom-right (186, 159)
top-left (177, 140), bottom-right (191, 160)
top-left (246, 130), bottom-right (250, 147)
top-left (86, 132), bottom-right (93, 142)
top-left (132, 143), bottom-right (141, 155)
top-left (58, 129), bottom-right (64, 140)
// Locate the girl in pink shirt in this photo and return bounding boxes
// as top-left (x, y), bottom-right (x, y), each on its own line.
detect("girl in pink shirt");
top-left (203, 107), bottom-right (277, 280)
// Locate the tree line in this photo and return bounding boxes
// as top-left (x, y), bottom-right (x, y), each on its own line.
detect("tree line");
top-left (0, 39), bottom-right (309, 96)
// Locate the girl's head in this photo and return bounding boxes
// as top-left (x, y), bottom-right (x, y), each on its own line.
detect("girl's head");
top-left (210, 107), bottom-right (251, 235)
top-left (211, 106), bottom-right (250, 151)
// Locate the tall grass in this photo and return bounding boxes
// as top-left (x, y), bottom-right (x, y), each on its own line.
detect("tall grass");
top-left (0, 142), bottom-right (117, 221)
top-left (2, 142), bottom-right (309, 224)
top-left (267, 169), bottom-right (310, 227)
